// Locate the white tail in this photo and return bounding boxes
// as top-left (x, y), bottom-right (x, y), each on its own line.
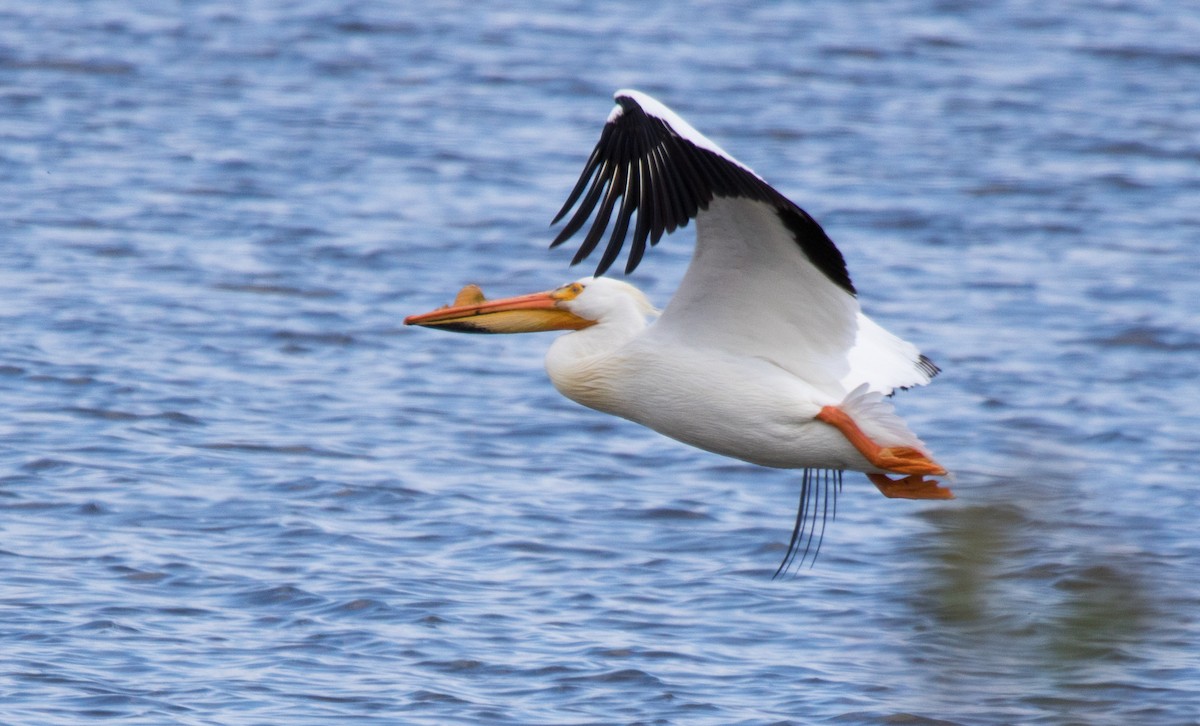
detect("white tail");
top-left (839, 384), bottom-right (932, 455)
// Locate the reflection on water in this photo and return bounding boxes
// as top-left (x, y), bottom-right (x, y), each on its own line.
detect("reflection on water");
top-left (903, 498), bottom-right (1170, 721)
top-left (916, 503), bottom-right (1155, 657)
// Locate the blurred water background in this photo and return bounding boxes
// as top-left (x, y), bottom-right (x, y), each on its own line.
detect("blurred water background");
top-left (2, 1), bottom-right (1198, 723)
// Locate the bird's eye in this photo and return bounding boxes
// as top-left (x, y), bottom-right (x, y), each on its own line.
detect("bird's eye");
top-left (553, 282), bottom-right (585, 300)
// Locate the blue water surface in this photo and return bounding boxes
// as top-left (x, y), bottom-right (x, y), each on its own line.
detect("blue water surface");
top-left (2, 1), bottom-right (1199, 724)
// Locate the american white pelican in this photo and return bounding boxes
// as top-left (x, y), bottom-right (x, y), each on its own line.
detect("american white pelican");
top-left (406, 90), bottom-right (950, 574)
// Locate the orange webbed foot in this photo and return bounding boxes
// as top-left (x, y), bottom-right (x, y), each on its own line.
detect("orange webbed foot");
top-left (868, 473), bottom-right (955, 500)
top-left (815, 405), bottom-right (953, 498)
top-left (874, 446), bottom-right (947, 476)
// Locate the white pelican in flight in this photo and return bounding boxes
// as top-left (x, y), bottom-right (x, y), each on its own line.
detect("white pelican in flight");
top-left (406, 90), bottom-right (951, 574)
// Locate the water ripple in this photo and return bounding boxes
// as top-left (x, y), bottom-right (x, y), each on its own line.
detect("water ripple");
top-left (1, 0), bottom-right (1198, 724)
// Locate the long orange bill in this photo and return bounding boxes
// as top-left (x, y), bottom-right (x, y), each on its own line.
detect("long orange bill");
top-left (404, 284), bottom-right (593, 335)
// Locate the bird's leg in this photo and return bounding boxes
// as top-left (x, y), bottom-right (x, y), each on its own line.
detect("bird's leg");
top-left (815, 405), bottom-right (953, 500)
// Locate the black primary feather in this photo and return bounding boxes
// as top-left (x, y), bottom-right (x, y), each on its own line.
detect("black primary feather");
top-left (551, 93), bottom-right (855, 295)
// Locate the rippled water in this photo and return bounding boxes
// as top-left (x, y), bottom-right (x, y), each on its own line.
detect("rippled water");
top-left (3, 1), bottom-right (1199, 723)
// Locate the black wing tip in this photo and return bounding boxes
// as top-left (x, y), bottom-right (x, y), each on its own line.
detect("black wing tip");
top-left (613, 92), bottom-right (640, 114)
top-left (918, 354), bottom-right (941, 380)
top-left (775, 206), bottom-right (855, 296)
top-left (554, 92), bottom-right (857, 292)
top-left (890, 354), bottom-right (942, 396)
top-left (613, 89), bottom-right (663, 116)
top-left (552, 92), bottom-right (758, 277)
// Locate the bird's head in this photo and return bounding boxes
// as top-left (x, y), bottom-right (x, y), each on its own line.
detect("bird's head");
top-left (404, 276), bottom-right (656, 334)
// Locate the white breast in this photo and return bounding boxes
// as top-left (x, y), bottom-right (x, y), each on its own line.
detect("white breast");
top-left (548, 334), bottom-right (874, 471)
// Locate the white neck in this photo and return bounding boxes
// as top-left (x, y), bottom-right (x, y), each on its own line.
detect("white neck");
top-left (544, 300), bottom-right (649, 412)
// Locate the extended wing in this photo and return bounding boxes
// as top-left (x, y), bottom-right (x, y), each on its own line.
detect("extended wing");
top-left (552, 89), bottom-right (935, 393)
